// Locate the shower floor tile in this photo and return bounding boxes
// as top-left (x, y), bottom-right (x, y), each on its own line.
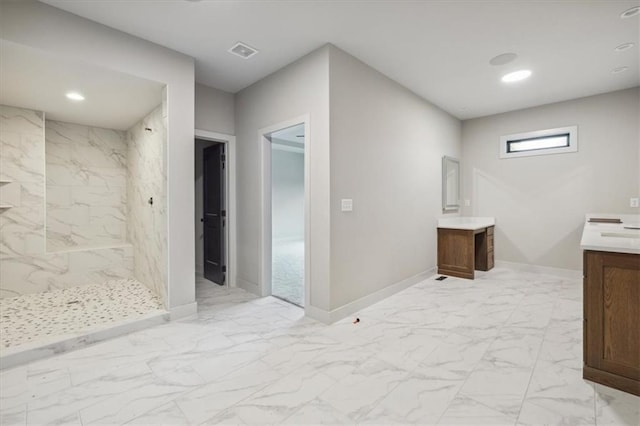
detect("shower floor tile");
top-left (0, 278), bottom-right (164, 350)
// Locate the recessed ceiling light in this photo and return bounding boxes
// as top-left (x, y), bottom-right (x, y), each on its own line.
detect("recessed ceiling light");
top-left (620, 5), bottom-right (640, 18)
top-left (489, 52), bottom-right (518, 66)
top-left (614, 42), bottom-right (635, 52)
top-left (65, 92), bottom-right (85, 101)
top-left (611, 66), bottom-right (629, 74)
top-left (228, 42), bottom-right (258, 59)
top-left (501, 70), bottom-right (532, 83)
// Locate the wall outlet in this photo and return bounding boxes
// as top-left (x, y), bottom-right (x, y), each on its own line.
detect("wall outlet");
top-left (631, 197), bottom-right (639, 208)
top-left (341, 199), bottom-right (353, 212)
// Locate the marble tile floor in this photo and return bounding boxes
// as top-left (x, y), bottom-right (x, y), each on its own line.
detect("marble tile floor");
top-left (1, 268), bottom-right (638, 425)
top-left (0, 278), bottom-right (164, 350)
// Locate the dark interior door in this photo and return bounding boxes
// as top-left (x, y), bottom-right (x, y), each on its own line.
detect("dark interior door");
top-left (203, 144), bottom-right (225, 285)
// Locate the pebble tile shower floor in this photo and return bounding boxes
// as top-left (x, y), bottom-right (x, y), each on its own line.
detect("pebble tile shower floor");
top-left (1, 268), bottom-right (638, 425)
top-left (0, 278), bottom-right (164, 349)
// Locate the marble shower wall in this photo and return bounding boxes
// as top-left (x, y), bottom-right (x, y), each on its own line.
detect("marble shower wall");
top-left (0, 105), bottom-right (46, 259)
top-left (46, 120), bottom-right (128, 251)
top-left (0, 105), bottom-right (133, 298)
top-left (126, 105), bottom-right (167, 305)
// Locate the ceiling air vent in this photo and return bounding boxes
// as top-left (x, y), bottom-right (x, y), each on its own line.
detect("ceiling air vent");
top-left (228, 42), bottom-right (258, 59)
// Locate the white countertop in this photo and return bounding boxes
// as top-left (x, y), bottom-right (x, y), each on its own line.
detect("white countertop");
top-left (438, 216), bottom-right (495, 230)
top-left (580, 213), bottom-right (640, 255)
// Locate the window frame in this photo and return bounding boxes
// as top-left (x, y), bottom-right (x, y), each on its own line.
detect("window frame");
top-left (499, 125), bottom-right (578, 159)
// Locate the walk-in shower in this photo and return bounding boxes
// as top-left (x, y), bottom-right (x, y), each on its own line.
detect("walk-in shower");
top-left (0, 41), bottom-right (168, 365)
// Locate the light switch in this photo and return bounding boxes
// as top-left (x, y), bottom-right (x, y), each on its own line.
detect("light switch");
top-left (631, 197), bottom-right (639, 208)
top-left (341, 199), bottom-right (353, 212)
top-left (464, 199), bottom-right (471, 207)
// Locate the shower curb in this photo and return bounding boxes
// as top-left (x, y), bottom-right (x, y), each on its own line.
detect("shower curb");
top-left (0, 310), bottom-right (169, 370)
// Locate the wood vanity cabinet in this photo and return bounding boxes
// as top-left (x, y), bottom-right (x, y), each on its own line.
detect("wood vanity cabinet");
top-left (437, 226), bottom-right (494, 279)
top-left (476, 225), bottom-right (494, 271)
top-left (583, 250), bottom-right (640, 396)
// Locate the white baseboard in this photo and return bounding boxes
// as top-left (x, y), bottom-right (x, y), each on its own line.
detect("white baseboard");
top-left (495, 260), bottom-right (582, 279)
top-left (237, 277), bottom-right (260, 296)
top-left (170, 302), bottom-right (198, 320)
top-left (305, 268), bottom-right (435, 324)
top-left (304, 304), bottom-right (331, 324)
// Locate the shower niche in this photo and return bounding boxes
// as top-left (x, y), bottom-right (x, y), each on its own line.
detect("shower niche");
top-left (0, 40), bottom-right (169, 361)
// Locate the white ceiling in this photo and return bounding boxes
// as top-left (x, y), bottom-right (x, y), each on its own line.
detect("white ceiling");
top-left (42, 0), bottom-right (639, 119)
top-left (0, 40), bottom-right (164, 130)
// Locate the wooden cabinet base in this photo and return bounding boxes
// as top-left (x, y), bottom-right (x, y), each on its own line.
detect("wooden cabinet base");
top-left (583, 250), bottom-right (640, 396)
top-left (437, 266), bottom-right (474, 280)
top-left (437, 226), bottom-right (494, 279)
top-left (584, 366), bottom-right (640, 396)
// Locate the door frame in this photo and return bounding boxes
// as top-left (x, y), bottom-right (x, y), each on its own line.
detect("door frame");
top-left (195, 129), bottom-right (236, 289)
top-left (259, 115), bottom-right (311, 308)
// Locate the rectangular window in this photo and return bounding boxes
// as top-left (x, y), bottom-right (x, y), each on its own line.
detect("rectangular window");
top-left (500, 126), bottom-right (577, 159)
top-left (507, 134), bottom-right (569, 153)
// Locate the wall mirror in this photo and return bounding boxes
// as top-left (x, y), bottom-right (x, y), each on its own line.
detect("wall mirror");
top-left (442, 156), bottom-right (460, 211)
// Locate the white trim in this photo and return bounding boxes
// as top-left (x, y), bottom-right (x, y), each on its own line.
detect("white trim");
top-left (194, 129), bottom-right (237, 289)
top-left (304, 304), bottom-right (331, 324)
top-left (237, 277), bottom-right (260, 295)
top-left (260, 131), bottom-right (273, 298)
top-left (170, 302), bottom-right (198, 320)
top-left (306, 268), bottom-right (435, 324)
top-left (499, 125), bottom-right (578, 159)
top-left (259, 115), bottom-right (311, 308)
top-left (495, 260), bottom-right (582, 279)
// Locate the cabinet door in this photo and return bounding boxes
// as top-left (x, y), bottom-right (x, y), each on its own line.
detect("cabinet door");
top-left (438, 228), bottom-right (474, 279)
top-left (584, 251), bottom-right (640, 381)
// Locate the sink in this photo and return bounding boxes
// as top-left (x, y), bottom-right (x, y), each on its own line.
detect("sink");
top-left (601, 232), bottom-right (640, 239)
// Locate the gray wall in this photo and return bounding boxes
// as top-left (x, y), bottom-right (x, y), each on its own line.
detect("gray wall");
top-left (461, 87), bottom-right (640, 271)
top-left (234, 45), bottom-right (331, 310)
top-left (1, 1), bottom-right (197, 311)
top-left (195, 83), bottom-right (235, 135)
top-left (328, 46), bottom-right (462, 310)
top-left (271, 146), bottom-right (304, 242)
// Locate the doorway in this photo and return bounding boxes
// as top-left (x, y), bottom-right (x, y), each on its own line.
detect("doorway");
top-left (202, 143), bottom-right (225, 284)
top-left (195, 134), bottom-right (234, 289)
top-left (262, 122), bottom-right (307, 307)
